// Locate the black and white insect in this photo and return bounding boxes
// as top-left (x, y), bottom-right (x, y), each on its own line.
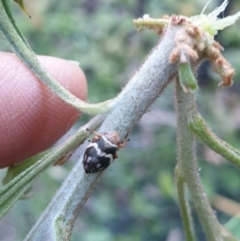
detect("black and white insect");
top-left (83, 129), bottom-right (127, 174)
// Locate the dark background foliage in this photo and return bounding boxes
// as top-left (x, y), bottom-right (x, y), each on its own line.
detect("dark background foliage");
top-left (1, 0), bottom-right (240, 240)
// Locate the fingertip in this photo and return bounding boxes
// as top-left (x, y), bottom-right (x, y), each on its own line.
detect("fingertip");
top-left (37, 55), bottom-right (88, 102)
top-left (0, 53), bottom-right (87, 168)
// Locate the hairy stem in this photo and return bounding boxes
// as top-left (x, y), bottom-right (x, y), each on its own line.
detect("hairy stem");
top-left (175, 78), bottom-right (237, 241)
top-left (25, 24), bottom-right (181, 241)
top-left (0, 1), bottom-right (114, 115)
top-left (1, 0), bottom-right (30, 47)
top-left (175, 166), bottom-right (196, 241)
top-left (0, 114), bottom-right (105, 219)
top-left (188, 113), bottom-right (240, 168)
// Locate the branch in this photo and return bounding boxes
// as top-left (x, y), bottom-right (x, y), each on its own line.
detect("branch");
top-left (0, 0), bottom-right (114, 115)
top-left (175, 78), bottom-right (237, 241)
top-left (175, 166), bottom-right (196, 241)
top-left (188, 113), bottom-right (240, 168)
top-left (0, 114), bottom-right (105, 219)
top-left (2, 0), bottom-right (238, 239)
top-left (24, 24), bottom-right (180, 241)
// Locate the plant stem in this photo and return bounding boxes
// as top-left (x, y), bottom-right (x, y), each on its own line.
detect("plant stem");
top-left (133, 17), bottom-right (168, 32)
top-left (175, 78), bottom-right (237, 241)
top-left (175, 166), bottom-right (196, 241)
top-left (24, 24), bottom-right (181, 241)
top-left (1, 0), bottom-right (30, 47)
top-left (0, 1), bottom-right (114, 115)
top-left (188, 113), bottom-right (240, 168)
top-left (0, 114), bottom-right (105, 219)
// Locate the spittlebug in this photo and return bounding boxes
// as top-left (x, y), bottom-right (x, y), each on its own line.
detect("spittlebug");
top-left (83, 129), bottom-right (127, 174)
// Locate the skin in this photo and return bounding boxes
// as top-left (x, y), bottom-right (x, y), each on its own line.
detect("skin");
top-left (0, 52), bottom-right (88, 168)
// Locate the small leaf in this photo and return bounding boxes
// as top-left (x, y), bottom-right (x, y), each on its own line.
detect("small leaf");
top-left (179, 62), bottom-right (198, 93)
top-left (2, 149), bottom-right (52, 186)
top-left (2, 149), bottom-right (53, 200)
top-left (13, 0), bottom-right (31, 18)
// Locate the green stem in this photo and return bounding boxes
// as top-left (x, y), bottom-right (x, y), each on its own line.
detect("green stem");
top-left (175, 78), bottom-right (236, 241)
top-left (175, 166), bottom-right (196, 241)
top-left (0, 114), bottom-right (105, 218)
top-left (188, 113), bottom-right (240, 168)
top-left (0, 0), bottom-right (114, 115)
top-left (133, 17), bottom-right (168, 32)
top-left (2, 0), bottom-right (31, 47)
top-left (179, 62), bottom-right (198, 93)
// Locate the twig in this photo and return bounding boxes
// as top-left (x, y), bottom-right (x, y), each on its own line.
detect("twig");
top-left (24, 24), bottom-right (180, 241)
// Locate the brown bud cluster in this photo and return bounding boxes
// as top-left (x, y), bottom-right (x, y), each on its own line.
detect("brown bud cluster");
top-left (168, 15), bottom-right (234, 86)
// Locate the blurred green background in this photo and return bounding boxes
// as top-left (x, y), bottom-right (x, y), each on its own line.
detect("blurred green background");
top-left (1, 0), bottom-right (240, 240)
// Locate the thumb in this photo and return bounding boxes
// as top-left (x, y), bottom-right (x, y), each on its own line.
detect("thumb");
top-left (0, 52), bottom-right (87, 168)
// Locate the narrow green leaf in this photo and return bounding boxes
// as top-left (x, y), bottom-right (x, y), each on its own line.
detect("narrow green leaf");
top-left (0, 0), bottom-right (114, 115)
top-left (0, 113), bottom-right (103, 219)
top-left (2, 149), bottom-right (53, 186)
top-left (13, 0), bottom-right (31, 18)
top-left (1, 0), bottom-right (31, 47)
top-left (179, 62), bottom-right (198, 93)
top-left (188, 113), bottom-right (240, 168)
